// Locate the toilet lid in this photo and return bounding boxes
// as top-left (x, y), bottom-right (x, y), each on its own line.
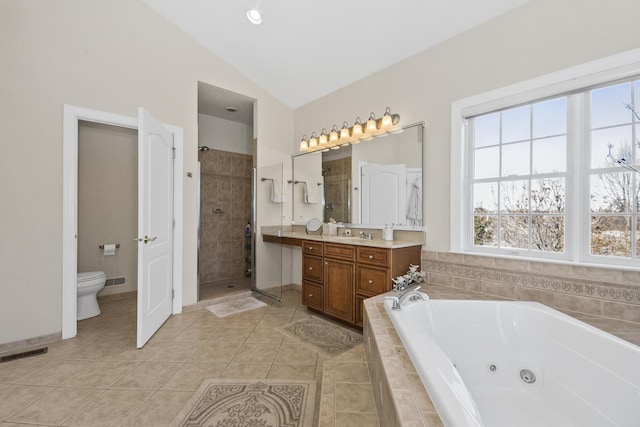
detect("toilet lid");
top-left (77, 271), bottom-right (106, 283)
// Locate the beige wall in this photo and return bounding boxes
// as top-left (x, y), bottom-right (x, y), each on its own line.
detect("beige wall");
top-left (0, 0), bottom-right (293, 345)
top-left (294, 0), bottom-right (640, 253)
top-left (78, 121), bottom-right (138, 296)
top-left (198, 114), bottom-right (253, 155)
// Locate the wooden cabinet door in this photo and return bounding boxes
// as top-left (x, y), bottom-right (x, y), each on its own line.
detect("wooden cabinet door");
top-left (323, 259), bottom-right (355, 323)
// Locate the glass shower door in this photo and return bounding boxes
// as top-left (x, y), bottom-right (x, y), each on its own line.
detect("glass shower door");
top-left (252, 163), bottom-right (284, 301)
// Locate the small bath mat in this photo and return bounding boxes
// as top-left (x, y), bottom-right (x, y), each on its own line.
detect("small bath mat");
top-left (206, 296), bottom-right (267, 317)
top-left (277, 316), bottom-right (363, 358)
top-left (171, 378), bottom-right (316, 427)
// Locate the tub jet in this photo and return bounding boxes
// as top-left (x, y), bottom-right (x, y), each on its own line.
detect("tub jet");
top-left (520, 369), bottom-right (536, 384)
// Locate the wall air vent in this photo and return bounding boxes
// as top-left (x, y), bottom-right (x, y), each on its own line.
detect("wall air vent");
top-left (0, 347), bottom-right (48, 363)
top-left (105, 277), bottom-right (126, 287)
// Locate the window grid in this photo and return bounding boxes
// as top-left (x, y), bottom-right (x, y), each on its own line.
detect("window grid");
top-left (587, 81), bottom-right (640, 261)
top-left (468, 78), bottom-right (640, 265)
top-left (471, 98), bottom-right (568, 256)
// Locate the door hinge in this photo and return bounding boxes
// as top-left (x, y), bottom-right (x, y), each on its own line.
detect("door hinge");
top-left (173, 219), bottom-right (175, 230)
top-left (172, 289), bottom-right (175, 299)
top-left (172, 147), bottom-right (176, 159)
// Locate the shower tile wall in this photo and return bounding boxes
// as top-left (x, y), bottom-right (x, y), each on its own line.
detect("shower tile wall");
top-left (199, 149), bottom-right (253, 284)
top-left (322, 157), bottom-right (351, 223)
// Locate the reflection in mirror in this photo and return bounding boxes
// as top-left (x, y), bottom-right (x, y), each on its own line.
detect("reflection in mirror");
top-left (292, 123), bottom-right (423, 229)
top-left (322, 148), bottom-right (351, 223)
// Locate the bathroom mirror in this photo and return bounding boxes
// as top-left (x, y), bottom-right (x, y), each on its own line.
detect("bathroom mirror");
top-left (292, 123), bottom-right (423, 229)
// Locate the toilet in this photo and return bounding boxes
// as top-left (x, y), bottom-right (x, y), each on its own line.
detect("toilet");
top-left (77, 271), bottom-right (106, 320)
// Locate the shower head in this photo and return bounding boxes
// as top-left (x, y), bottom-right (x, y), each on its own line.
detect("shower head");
top-left (198, 146), bottom-right (210, 152)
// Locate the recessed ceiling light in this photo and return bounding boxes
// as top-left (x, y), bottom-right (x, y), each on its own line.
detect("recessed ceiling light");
top-left (225, 106), bottom-right (238, 112)
top-left (246, 9), bottom-right (262, 25)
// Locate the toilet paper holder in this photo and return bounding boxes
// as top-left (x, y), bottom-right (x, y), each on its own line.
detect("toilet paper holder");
top-left (99, 243), bottom-right (120, 249)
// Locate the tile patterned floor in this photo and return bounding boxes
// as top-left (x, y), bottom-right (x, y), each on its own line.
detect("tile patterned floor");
top-left (0, 290), bottom-right (377, 427)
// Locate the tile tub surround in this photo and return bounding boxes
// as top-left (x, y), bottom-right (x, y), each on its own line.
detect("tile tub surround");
top-left (423, 251), bottom-right (640, 325)
top-left (363, 285), bottom-right (640, 427)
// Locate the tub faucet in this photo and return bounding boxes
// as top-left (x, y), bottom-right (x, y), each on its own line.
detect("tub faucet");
top-left (385, 285), bottom-right (429, 310)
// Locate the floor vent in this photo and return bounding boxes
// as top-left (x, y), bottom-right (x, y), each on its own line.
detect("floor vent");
top-left (105, 277), bottom-right (126, 287)
top-left (0, 347), bottom-right (48, 363)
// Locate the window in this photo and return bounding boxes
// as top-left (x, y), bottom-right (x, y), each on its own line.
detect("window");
top-left (471, 97), bottom-right (568, 254)
top-left (588, 81), bottom-right (640, 259)
top-left (465, 77), bottom-right (640, 265)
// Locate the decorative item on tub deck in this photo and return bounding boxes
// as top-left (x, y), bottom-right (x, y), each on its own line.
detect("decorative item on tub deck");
top-left (392, 264), bottom-right (426, 291)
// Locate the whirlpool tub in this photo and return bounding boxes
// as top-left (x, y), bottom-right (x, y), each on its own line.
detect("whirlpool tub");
top-left (384, 298), bottom-right (640, 427)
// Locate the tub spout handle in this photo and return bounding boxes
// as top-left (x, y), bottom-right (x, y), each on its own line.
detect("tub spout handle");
top-left (385, 296), bottom-right (401, 311)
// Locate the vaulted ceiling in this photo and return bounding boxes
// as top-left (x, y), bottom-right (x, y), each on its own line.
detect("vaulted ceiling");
top-left (143, 0), bottom-right (529, 109)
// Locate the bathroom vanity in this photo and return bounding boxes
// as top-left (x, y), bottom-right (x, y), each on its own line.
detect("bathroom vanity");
top-left (263, 230), bottom-right (422, 328)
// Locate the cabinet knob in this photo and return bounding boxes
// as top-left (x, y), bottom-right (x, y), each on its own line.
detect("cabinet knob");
top-left (368, 255), bottom-right (373, 259)
top-left (309, 293), bottom-right (313, 297)
top-left (309, 266), bottom-right (313, 270)
top-left (368, 280), bottom-right (373, 284)
top-left (309, 246), bottom-right (313, 250)
top-left (325, 262), bottom-right (328, 265)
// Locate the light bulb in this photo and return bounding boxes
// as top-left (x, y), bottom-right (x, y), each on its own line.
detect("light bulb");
top-left (309, 132), bottom-right (318, 148)
top-left (329, 125), bottom-right (339, 144)
top-left (299, 135), bottom-right (308, 151)
top-left (339, 121), bottom-right (350, 141)
top-left (351, 117), bottom-right (363, 140)
top-left (381, 108), bottom-right (393, 128)
top-left (319, 128), bottom-right (328, 145)
top-left (366, 113), bottom-right (377, 133)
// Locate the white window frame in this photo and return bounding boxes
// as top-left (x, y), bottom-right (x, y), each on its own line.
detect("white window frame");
top-left (451, 49), bottom-right (640, 266)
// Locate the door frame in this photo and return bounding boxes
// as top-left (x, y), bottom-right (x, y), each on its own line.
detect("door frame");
top-left (62, 104), bottom-right (183, 339)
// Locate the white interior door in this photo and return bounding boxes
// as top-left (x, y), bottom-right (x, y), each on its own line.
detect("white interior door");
top-left (361, 164), bottom-right (407, 225)
top-left (137, 108), bottom-right (174, 348)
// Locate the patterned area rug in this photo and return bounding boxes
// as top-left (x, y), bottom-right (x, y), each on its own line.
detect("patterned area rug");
top-left (206, 296), bottom-right (266, 318)
top-left (277, 316), bottom-right (363, 358)
top-left (172, 379), bottom-right (316, 427)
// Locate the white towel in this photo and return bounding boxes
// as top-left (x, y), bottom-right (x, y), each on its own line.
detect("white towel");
top-left (303, 182), bottom-right (318, 204)
top-left (406, 177), bottom-right (422, 226)
top-left (270, 179), bottom-right (287, 203)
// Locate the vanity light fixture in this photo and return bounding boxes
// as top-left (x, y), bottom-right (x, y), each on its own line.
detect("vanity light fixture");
top-left (246, 9), bottom-right (262, 25)
top-left (299, 135), bottom-right (309, 151)
top-left (329, 125), bottom-right (339, 145)
top-left (298, 108), bottom-right (400, 153)
top-left (381, 107), bottom-right (393, 128)
top-left (366, 113), bottom-right (378, 133)
top-left (319, 128), bottom-right (328, 146)
top-left (309, 132), bottom-right (318, 148)
top-left (351, 117), bottom-right (364, 144)
top-left (339, 121), bottom-right (350, 141)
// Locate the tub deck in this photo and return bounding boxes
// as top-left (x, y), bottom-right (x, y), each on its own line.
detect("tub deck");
top-left (363, 284), bottom-right (640, 427)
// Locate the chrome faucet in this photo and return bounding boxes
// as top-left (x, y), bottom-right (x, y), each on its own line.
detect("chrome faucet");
top-left (385, 285), bottom-right (429, 311)
top-left (359, 231), bottom-right (374, 240)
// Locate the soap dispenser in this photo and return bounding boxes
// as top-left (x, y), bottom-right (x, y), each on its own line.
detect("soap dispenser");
top-left (382, 223), bottom-right (394, 241)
